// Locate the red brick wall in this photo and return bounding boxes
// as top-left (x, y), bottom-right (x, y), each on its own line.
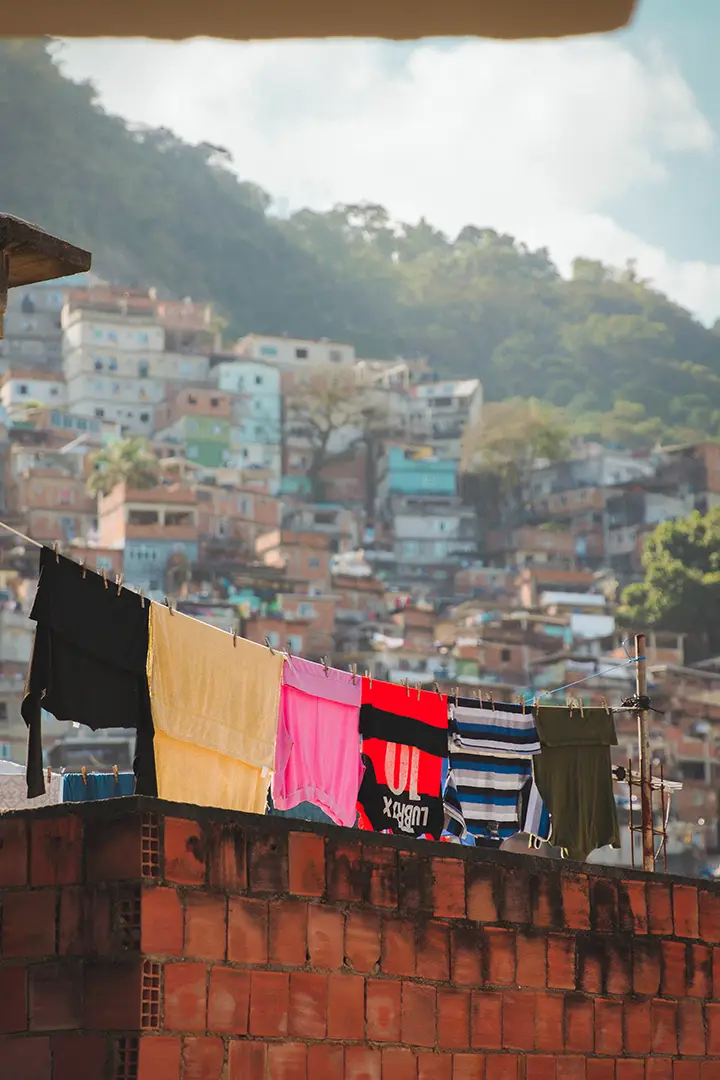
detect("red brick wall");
top-left (2, 800), bottom-right (720, 1079)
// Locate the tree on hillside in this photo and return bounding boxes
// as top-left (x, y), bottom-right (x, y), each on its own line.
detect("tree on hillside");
top-left (462, 398), bottom-right (570, 510)
top-left (284, 372), bottom-right (386, 503)
top-left (87, 436), bottom-right (160, 498)
top-left (619, 508), bottom-right (720, 661)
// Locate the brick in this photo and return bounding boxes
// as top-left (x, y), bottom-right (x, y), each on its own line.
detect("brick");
top-left (486, 1055), bottom-right (519, 1080)
top-left (268, 1042), bottom-right (307, 1080)
top-left (502, 870), bottom-right (530, 924)
top-left (248, 832), bottom-right (288, 895)
top-left (547, 935), bottom-right (575, 990)
top-left (327, 839), bottom-right (363, 903)
top-left (661, 940), bottom-right (687, 997)
top-left (516, 934), bottom-right (546, 988)
top-left (289, 831), bottom-right (326, 898)
top-left (367, 978), bottom-right (401, 1043)
top-left (466, 864), bottom-right (499, 923)
top-left (561, 874), bottom-right (590, 930)
top-left (528, 1059), bottom-right (557, 1080)
top-left (86, 962), bottom-right (143, 1031)
top-left (0, 817), bottom-right (27, 886)
top-left (346, 1046), bottom-right (381, 1080)
top-left (0, 1034), bottom-right (51, 1080)
top-left (606, 939), bottom-right (632, 996)
top-left (138, 1035), bottom-right (183, 1080)
top-left (418, 1054), bottom-right (452, 1080)
top-left (452, 927), bottom-right (483, 987)
top-left (470, 990), bottom-right (502, 1051)
top-left (678, 998), bottom-right (706, 1056)
top-left (616, 1063), bottom-right (645, 1080)
top-left (564, 995), bottom-right (594, 1053)
top-left (699, 890), bottom-right (720, 944)
top-left (269, 899), bottom-right (307, 967)
top-left (673, 1066), bottom-right (700, 1080)
top-left (647, 1062), bottom-right (672, 1080)
top-left (346, 909), bottom-right (381, 973)
top-left (249, 970), bottom-right (289, 1037)
top-left (141, 886), bottom-right (183, 956)
top-left (51, 1034), bottom-right (108, 1080)
top-left (576, 938), bottom-right (605, 995)
top-left (624, 998), bottom-right (651, 1054)
top-left (207, 823), bottom-right (246, 892)
top-left (647, 882), bottom-right (673, 935)
top-left (417, 921), bottom-right (450, 981)
top-left (502, 989), bottom-right (535, 1051)
top-left (184, 892), bottom-right (227, 961)
top-left (587, 1066), bottom-right (614, 1080)
top-left (714, 947), bottom-right (720, 999)
top-left (687, 944), bottom-right (712, 999)
top-left (402, 982), bottom-right (437, 1048)
top-left (530, 874), bottom-right (562, 930)
top-left (182, 1036), bottom-right (224, 1080)
top-left (2, 888), bottom-right (56, 958)
top-left (289, 971), bottom-right (327, 1039)
top-left (207, 966), bottom-right (250, 1034)
top-left (535, 991), bottom-right (564, 1052)
top-left (399, 851), bottom-right (434, 915)
top-left (328, 972), bottom-right (365, 1040)
top-left (308, 904), bottom-right (344, 970)
top-left (163, 962), bottom-right (207, 1031)
top-left (633, 938), bottom-right (661, 997)
top-left (433, 858), bottom-right (466, 919)
top-left (30, 816), bottom-right (82, 887)
top-left (652, 998), bottom-right (678, 1055)
top-left (707, 1002), bottom-right (720, 1055)
top-left (673, 884), bottom-right (699, 939)
top-left (0, 965), bottom-right (27, 1033)
top-left (590, 878), bottom-right (618, 933)
top-left (308, 1045), bottom-right (344, 1078)
top-left (228, 897), bottom-right (268, 965)
top-left (594, 997), bottom-right (622, 1055)
top-left (620, 880), bottom-right (648, 934)
top-left (383, 917), bottom-right (417, 977)
top-left (29, 961), bottom-right (82, 1031)
top-left (700, 1066), bottom-right (720, 1080)
top-left (556, 1059), bottom-right (586, 1080)
top-left (85, 815), bottom-right (142, 882)
top-left (438, 989), bottom-right (470, 1050)
top-left (364, 845), bottom-right (399, 909)
top-left (163, 818), bottom-right (206, 886)
top-left (58, 888), bottom-right (112, 957)
top-left (484, 928), bottom-right (515, 986)
top-left (228, 1040), bottom-right (268, 1080)
top-left (383, 1047), bottom-right (418, 1080)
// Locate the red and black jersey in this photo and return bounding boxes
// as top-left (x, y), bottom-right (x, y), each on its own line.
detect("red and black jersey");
top-left (357, 678), bottom-right (448, 840)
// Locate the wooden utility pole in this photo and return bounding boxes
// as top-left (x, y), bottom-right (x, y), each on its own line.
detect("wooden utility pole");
top-left (635, 632), bottom-right (654, 871)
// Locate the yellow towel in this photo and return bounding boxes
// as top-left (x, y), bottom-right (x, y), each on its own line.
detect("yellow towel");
top-left (147, 603), bottom-right (284, 811)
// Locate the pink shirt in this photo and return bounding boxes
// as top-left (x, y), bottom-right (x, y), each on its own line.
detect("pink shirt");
top-left (272, 656), bottom-right (363, 828)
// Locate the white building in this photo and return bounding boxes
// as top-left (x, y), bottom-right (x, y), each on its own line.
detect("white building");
top-left (234, 333), bottom-right (356, 370)
top-left (1, 370), bottom-right (67, 417)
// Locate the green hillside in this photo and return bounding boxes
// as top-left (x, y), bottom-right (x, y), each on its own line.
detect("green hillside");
top-left (2, 39), bottom-right (720, 442)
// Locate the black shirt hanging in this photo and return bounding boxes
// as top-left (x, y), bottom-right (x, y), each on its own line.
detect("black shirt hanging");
top-left (22, 546), bottom-right (157, 798)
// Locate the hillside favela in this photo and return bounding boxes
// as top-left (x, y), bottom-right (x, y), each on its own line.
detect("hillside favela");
top-left (3, 22), bottom-right (720, 1080)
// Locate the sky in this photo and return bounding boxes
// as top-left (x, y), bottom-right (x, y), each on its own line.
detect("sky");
top-left (57, 0), bottom-right (720, 324)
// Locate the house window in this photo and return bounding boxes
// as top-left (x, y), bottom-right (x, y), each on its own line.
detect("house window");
top-left (140, 412), bottom-right (150, 423)
top-left (266, 631), bottom-right (281, 648)
top-left (19, 384), bottom-right (28, 395)
top-left (500, 648), bottom-right (511, 663)
top-left (50, 387), bottom-right (58, 397)
top-left (308, 557), bottom-right (320, 569)
top-left (138, 332), bottom-right (149, 345)
top-left (95, 408), bottom-right (105, 419)
top-left (128, 510), bottom-right (159, 526)
top-left (188, 394), bottom-right (197, 405)
top-left (260, 345), bottom-right (277, 357)
top-left (286, 634), bottom-right (302, 653)
top-left (0, 702), bottom-right (8, 723)
top-left (139, 360), bottom-right (149, 378)
top-left (210, 397), bottom-right (220, 408)
top-left (108, 357), bottom-right (118, 372)
top-left (255, 375), bottom-right (263, 385)
top-left (94, 358), bottom-right (103, 371)
top-left (329, 349), bottom-right (342, 363)
top-left (295, 347), bottom-right (308, 359)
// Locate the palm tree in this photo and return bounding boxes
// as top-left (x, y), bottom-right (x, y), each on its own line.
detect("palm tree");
top-left (87, 436), bottom-right (160, 498)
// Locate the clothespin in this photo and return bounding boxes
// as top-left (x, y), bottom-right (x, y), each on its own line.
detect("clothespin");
top-left (112, 764), bottom-right (119, 783)
top-left (579, 697), bottom-right (585, 719)
top-left (81, 766), bottom-right (88, 786)
top-left (521, 697), bottom-right (526, 715)
top-left (102, 568), bottom-right (108, 589)
top-left (454, 685), bottom-right (459, 704)
top-left (164, 596), bottom-right (173, 614)
top-left (474, 688), bottom-right (480, 700)
top-left (489, 691), bottom-right (495, 712)
top-left (140, 590), bottom-right (145, 608)
top-left (81, 559), bottom-right (87, 579)
top-left (416, 682), bottom-right (421, 700)
top-left (365, 668), bottom-right (373, 689)
top-left (405, 678), bottom-right (409, 696)
top-left (116, 573), bottom-right (124, 596)
top-left (533, 697), bottom-right (539, 710)
top-left (601, 697), bottom-right (610, 715)
top-left (322, 656), bottom-right (329, 677)
top-left (352, 663), bottom-right (357, 686)
top-left (46, 766), bottom-right (52, 786)
top-left (434, 681), bottom-right (441, 695)
top-left (54, 541), bottom-right (59, 563)
top-left (264, 636), bottom-right (274, 654)
top-left (232, 629), bottom-right (238, 648)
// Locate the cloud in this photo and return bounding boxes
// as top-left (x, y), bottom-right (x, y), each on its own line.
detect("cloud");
top-left (58, 35), bottom-right (720, 322)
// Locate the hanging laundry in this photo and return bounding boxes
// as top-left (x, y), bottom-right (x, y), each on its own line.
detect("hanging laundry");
top-left (532, 705), bottom-right (620, 862)
top-left (357, 679), bottom-right (448, 840)
top-left (147, 603), bottom-right (284, 813)
top-left (0, 769), bottom-right (63, 811)
top-left (22, 547), bottom-right (156, 799)
top-left (272, 656), bottom-right (363, 828)
top-left (444, 696), bottom-right (547, 844)
top-left (266, 790), bottom-right (336, 826)
top-left (62, 771), bottom-right (135, 802)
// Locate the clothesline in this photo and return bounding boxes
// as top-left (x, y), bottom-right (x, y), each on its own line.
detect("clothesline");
top-left (0, 518), bottom-right (43, 549)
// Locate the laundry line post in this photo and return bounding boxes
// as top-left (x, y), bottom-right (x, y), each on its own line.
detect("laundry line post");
top-left (635, 632), bottom-right (654, 871)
